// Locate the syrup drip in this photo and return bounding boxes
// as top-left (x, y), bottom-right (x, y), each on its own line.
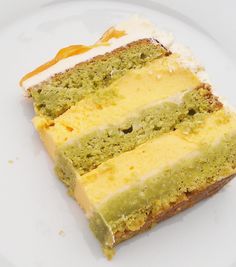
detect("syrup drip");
top-left (20, 27), bottom-right (126, 86)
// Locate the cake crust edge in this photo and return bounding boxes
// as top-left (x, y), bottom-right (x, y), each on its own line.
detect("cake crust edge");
top-left (28, 38), bottom-right (170, 93)
top-left (114, 175), bottom-right (235, 245)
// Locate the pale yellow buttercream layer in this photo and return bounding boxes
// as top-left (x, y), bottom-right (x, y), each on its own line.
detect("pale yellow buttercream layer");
top-left (75, 109), bottom-right (236, 208)
top-left (33, 54), bottom-right (200, 159)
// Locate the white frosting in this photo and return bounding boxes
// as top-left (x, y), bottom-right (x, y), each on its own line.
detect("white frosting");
top-left (170, 42), bottom-right (210, 83)
top-left (21, 15), bottom-right (208, 90)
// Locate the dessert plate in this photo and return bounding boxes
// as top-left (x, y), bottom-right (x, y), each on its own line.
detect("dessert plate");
top-left (0, 1), bottom-right (235, 266)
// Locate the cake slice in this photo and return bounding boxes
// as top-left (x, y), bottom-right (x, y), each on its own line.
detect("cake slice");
top-left (21, 16), bottom-right (236, 259)
top-left (75, 109), bottom-right (236, 256)
top-left (33, 54), bottom-right (221, 192)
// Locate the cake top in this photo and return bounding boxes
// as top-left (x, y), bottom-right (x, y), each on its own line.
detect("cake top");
top-left (20, 16), bottom-right (207, 90)
top-left (20, 16), bottom-right (173, 89)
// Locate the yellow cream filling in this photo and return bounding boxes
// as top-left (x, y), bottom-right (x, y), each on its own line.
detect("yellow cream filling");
top-left (33, 54), bottom-right (200, 159)
top-left (75, 109), bottom-right (236, 209)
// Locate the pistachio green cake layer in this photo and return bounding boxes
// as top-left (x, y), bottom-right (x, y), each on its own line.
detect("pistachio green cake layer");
top-left (30, 39), bottom-right (168, 118)
top-left (55, 86), bottom-right (222, 190)
top-left (87, 118), bottom-right (236, 248)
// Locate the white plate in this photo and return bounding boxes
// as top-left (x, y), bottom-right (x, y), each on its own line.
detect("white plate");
top-left (0, 1), bottom-right (236, 266)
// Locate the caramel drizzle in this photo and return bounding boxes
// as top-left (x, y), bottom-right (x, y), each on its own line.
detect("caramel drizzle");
top-left (20, 28), bottom-right (126, 86)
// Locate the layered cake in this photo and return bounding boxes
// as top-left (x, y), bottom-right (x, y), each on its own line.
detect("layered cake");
top-left (21, 16), bottom-right (236, 258)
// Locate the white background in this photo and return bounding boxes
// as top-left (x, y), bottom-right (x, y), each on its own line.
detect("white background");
top-left (1, 0), bottom-right (236, 60)
top-left (0, 1), bottom-right (235, 267)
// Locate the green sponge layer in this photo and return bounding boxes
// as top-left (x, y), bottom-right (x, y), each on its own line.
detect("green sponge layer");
top-left (90, 133), bottom-right (236, 248)
top-left (30, 39), bottom-right (168, 118)
top-left (55, 86), bottom-right (222, 191)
